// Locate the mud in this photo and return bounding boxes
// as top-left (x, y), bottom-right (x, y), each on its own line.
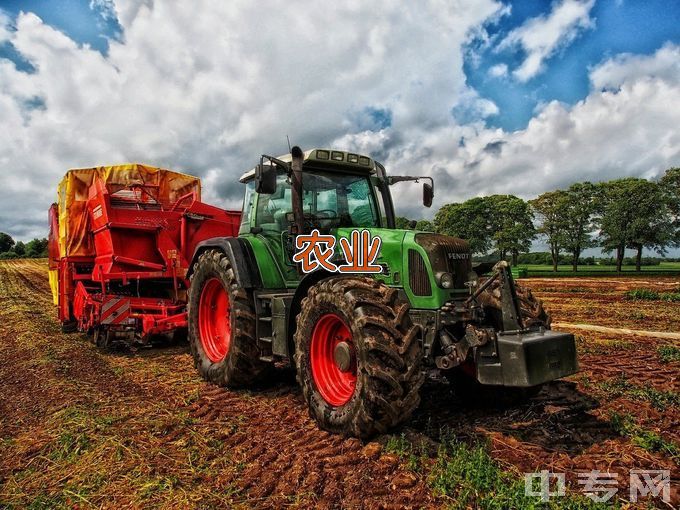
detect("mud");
top-left (0, 261), bottom-right (677, 508)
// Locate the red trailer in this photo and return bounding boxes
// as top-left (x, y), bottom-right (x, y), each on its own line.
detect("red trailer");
top-left (49, 164), bottom-right (239, 348)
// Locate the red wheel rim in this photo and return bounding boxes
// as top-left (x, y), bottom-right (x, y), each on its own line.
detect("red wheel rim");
top-left (198, 278), bottom-right (231, 363)
top-left (310, 314), bottom-right (357, 406)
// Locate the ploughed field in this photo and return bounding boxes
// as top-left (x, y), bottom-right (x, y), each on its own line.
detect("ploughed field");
top-left (0, 259), bottom-right (678, 508)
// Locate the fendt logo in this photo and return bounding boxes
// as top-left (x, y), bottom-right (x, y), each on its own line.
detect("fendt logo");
top-left (293, 229), bottom-right (382, 274)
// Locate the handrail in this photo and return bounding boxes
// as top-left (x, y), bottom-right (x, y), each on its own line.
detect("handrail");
top-left (170, 192), bottom-right (197, 212)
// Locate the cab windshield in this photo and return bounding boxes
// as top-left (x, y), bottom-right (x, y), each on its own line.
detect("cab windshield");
top-left (255, 170), bottom-right (382, 231)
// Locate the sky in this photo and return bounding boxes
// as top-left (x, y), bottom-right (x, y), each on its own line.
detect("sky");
top-left (0, 1), bottom-right (679, 255)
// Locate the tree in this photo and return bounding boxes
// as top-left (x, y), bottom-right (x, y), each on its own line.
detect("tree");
top-left (598, 179), bottom-right (634, 272)
top-left (434, 198), bottom-right (494, 255)
top-left (597, 178), bottom-right (673, 272)
top-left (660, 167), bottom-right (680, 245)
top-left (13, 241), bottom-right (26, 256)
top-left (0, 232), bottom-right (15, 254)
top-left (529, 190), bottom-right (569, 272)
top-left (414, 219), bottom-right (434, 231)
top-left (624, 180), bottom-right (674, 271)
top-left (562, 182), bottom-right (597, 272)
top-left (395, 217), bottom-right (411, 229)
top-left (488, 195), bottom-right (535, 266)
top-left (25, 238), bottom-right (48, 258)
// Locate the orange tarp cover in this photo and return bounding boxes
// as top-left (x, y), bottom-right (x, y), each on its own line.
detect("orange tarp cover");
top-left (57, 164), bottom-right (201, 257)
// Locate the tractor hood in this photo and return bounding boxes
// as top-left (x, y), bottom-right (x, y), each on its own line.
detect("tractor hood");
top-left (334, 228), bottom-right (472, 309)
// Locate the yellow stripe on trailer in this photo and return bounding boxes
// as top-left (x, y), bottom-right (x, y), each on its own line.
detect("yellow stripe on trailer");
top-left (48, 269), bottom-right (58, 305)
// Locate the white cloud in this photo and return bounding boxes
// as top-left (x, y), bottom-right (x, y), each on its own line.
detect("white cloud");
top-left (488, 63), bottom-right (508, 78)
top-left (0, 1), bottom-right (502, 238)
top-left (0, 2), bottom-right (678, 242)
top-left (498, 0), bottom-right (595, 82)
top-left (590, 42), bottom-right (680, 90)
top-left (336, 44), bottom-right (680, 218)
top-left (89, 0), bottom-right (117, 21)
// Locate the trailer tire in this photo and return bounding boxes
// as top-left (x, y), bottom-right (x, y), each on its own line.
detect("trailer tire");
top-left (94, 327), bottom-right (112, 351)
top-left (61, 320), bottom-right (78, 334)
top-left (188, 249), bottom-right (267, 387)
top-left (295, 277), bottom-right (424, 438)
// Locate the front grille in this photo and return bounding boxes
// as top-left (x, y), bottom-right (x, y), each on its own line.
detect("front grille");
top-left (408, 249), bottom-right (432, 296)
top-left (415, 233), bottom-right (469, 255)
top-left (415, 233), bottom-right (471, 289)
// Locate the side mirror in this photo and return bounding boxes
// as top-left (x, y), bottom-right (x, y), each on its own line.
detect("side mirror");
top-left (423, 182), bottom-right (433, 208)
top-left (255, 164), bottom-right (277, 194)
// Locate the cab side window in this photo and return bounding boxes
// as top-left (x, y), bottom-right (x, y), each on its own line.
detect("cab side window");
top-left (239, 181), bottom-right (255, 235)
top-left (255, 173), bottom-right (291, 232)
top-left (347, 178), bottom-right (379, 227)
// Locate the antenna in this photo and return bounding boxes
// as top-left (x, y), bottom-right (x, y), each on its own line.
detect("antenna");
top-left (286, 135), bottom-right (292, 153)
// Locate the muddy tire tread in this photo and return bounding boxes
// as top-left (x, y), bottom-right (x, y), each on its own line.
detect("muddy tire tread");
top-left (294, 276), bottom-right (424, 438)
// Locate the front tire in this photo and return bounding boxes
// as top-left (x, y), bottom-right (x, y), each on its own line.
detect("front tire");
top-left (294, 277), bottom-right (424, 438)
top-left (188, 249), bottom-right (267, 387)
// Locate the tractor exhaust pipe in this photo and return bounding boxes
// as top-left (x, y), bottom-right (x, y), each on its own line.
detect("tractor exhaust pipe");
top-left (290, 146), bottom-right (305, 236)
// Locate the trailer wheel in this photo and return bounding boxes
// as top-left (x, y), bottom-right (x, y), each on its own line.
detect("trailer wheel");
top-left (94, 327), bottom-right (112, 351)
top-left (294, 277), bottom-right (424, 438)
top-left (188, 249), bottom-right (267, 387)
top-left (61, 320), bottom-right (78, 334)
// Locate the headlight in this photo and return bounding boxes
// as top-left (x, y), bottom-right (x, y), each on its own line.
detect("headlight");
top-left (439, 272), bottom-right (454, 289)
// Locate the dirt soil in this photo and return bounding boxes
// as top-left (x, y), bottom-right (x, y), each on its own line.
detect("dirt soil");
top-left (0, 260), bottom-right (678, 508)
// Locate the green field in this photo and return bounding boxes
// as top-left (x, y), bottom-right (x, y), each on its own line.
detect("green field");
top-left (517, 262), bottom-right (680, 277)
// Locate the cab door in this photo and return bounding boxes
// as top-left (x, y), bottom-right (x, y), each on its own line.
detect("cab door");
top-left (252, 173), bottom-right (298, 285)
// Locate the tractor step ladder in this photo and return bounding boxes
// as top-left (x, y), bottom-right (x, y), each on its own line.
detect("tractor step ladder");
top-left (255, 293), bottom-right (294, 362)
top-left (255, 298), bottom-right (274, 362)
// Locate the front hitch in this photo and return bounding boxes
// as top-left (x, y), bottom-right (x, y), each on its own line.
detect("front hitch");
top-left (436, 261), bottom-right (579, 386)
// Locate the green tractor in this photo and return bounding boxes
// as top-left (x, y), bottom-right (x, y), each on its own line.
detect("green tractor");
top-left (187, 146), bottom-right (578, 437)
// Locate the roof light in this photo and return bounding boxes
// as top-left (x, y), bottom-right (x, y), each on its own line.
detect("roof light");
top-left (347, 153), bottom-right (359, 163)
top-left (331, 151), bottom-right (344, 161)
top-left (359, 156), bottom-right (370, 166)
top-left (316, 150), bottom-right (329, 160)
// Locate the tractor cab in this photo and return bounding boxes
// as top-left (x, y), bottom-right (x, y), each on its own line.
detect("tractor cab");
top-left (236, 148), bottom-right (433, 286)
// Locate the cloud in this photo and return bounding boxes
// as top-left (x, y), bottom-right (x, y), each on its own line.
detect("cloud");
top-left (498, 0), bottom-right (595, 82)
top-left (590, 42), bottom-right (680, 90)
top-left (0, 1), bottom-right (503, 239)
top-left (488, 63), bottom-right (508, 78)
top-left (335, 44), bottom-right (680, 219)
top-left (451, 88), bottom-right (499, 124)
top-left (0, 2), bottom-right (678, 243)
top-left (89, 0), bottom-right (118, 21)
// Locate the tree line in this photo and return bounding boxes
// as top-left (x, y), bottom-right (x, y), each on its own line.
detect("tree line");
top-left (0, 233), bottom-right (49, 260)
top-left (398, 167), bottom-right (680, 272)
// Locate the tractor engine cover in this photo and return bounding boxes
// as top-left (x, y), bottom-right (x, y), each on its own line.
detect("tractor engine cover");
top-left (415, 233), bottom-right (472, 290)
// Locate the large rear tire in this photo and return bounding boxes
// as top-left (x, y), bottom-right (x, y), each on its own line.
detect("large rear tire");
top-left (188, 249), bottom-right (268, 387)
top-left (294, 277), bottom-right (424, 438)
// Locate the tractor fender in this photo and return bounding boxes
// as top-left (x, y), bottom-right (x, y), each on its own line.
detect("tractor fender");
top-left (188, 237), bottom-right (262, 289)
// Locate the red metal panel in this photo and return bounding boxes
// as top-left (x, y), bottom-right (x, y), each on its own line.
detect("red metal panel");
top-left (55, 169), bottom-right (240, 341)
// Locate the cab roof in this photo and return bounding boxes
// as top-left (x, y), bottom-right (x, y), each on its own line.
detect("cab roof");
top-left (239, 148), bottom-right (376, 183)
